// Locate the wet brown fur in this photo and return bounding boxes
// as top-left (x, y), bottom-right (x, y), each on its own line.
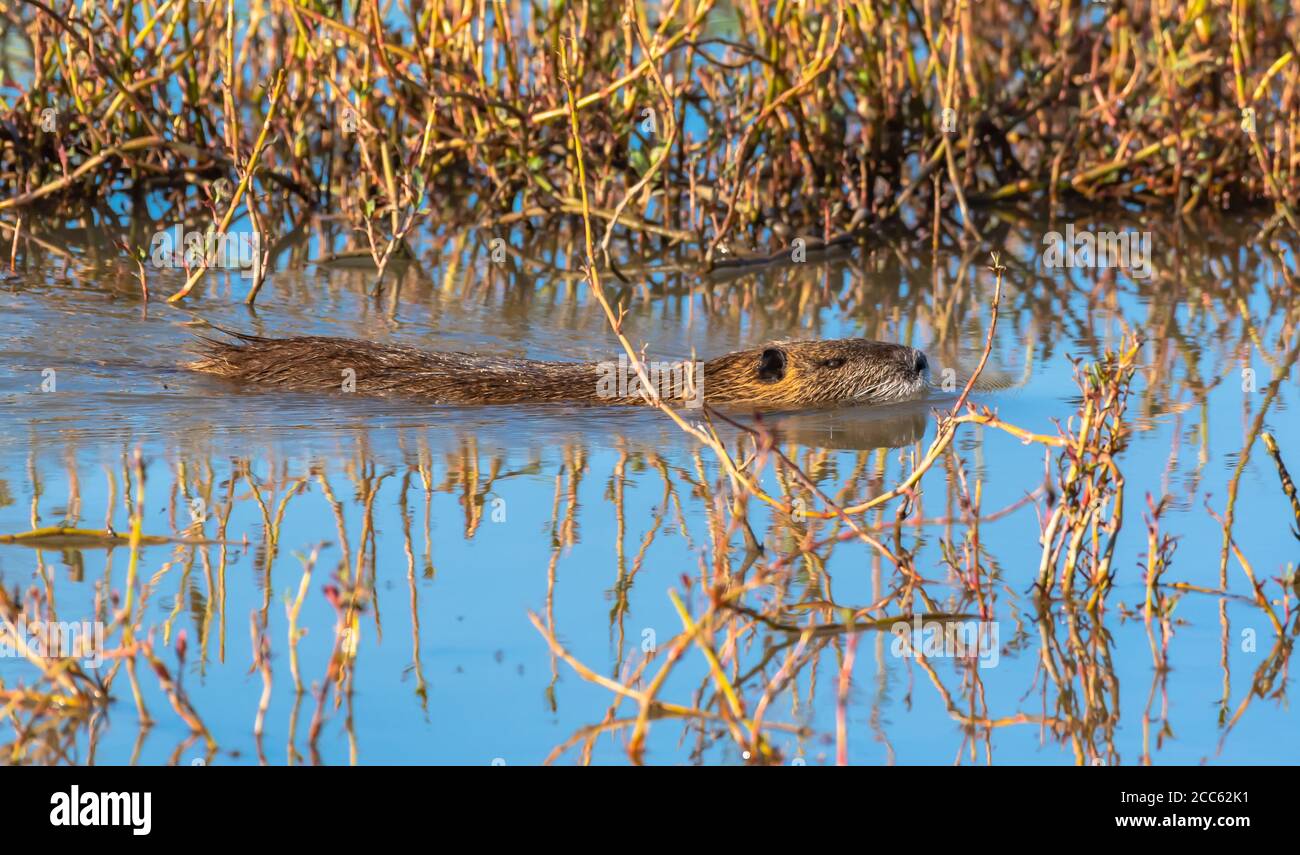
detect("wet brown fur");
top-left (186, 332), bottom-right (929, 409)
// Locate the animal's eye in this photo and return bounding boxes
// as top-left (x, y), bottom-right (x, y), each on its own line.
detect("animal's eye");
top-left (820, 358), bottom-right (845, 369)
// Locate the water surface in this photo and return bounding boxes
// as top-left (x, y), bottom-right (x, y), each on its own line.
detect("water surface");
top-left (1, 213), bottom-right (1296, 764)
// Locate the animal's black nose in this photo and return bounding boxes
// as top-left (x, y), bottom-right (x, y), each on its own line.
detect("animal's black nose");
top-left (913, 351), bottom-right (929, 374)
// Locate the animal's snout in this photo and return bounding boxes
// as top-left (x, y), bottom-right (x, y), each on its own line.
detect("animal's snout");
top-left (912, 350), bottom-right (929, 375)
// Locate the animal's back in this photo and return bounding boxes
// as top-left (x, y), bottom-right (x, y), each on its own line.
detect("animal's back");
top-left (188, 334), bottom-right (601, 404)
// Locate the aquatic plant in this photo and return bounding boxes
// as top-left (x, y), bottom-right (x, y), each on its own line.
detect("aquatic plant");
top-left (2, 0), bottom-right (1299, 297)
top-left (1, 1), bottom-right (1297, 768)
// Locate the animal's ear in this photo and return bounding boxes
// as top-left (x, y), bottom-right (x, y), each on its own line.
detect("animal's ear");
top-left (757, 347), bottom-right (787, 382)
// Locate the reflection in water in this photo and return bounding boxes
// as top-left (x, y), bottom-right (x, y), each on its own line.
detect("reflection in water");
top-left (765, 404), bottom-right (930, 451)
top-left (0, 213), bottom-right (1298, 765)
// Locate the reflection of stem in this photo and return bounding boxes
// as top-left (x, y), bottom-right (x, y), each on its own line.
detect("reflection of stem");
top-left (286, 547), bottom-right (320, 695)
top-left (834, 630), bottom-right (858, 766)
top-left (1261, 433), bottom-right (1300, 534)
top-left (398, 473), bottom-right (428, 713)
top-left (530, 609), bottom-right (802, 766)
top-left (316, 472), bottom-right (353, 574)
top-left (251, 613), bottom-right (272, 765)
top-left (1216, 334), bottom-right (1300, 588)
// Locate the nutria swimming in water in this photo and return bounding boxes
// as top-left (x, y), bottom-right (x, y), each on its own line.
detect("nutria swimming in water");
top-left (187, 330), bottom-right (930, 409)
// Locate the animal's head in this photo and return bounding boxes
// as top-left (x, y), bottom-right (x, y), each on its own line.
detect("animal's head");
top-left (705, 338), bottom-right (930, 408)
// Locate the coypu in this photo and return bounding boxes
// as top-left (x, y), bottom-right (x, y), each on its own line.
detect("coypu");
top-left (187, 330), bottom-right (930, 409)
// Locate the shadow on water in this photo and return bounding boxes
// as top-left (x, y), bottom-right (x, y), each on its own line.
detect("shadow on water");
top-left (1, 210), bottom-right (1298, 765)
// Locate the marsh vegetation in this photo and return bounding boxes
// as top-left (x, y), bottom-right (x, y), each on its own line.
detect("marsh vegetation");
top-left (0, 1), bottom-right (1298, 764)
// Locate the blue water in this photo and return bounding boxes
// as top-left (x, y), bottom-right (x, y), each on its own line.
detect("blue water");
top-left (0, 215), bottom-right (1296, 764)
